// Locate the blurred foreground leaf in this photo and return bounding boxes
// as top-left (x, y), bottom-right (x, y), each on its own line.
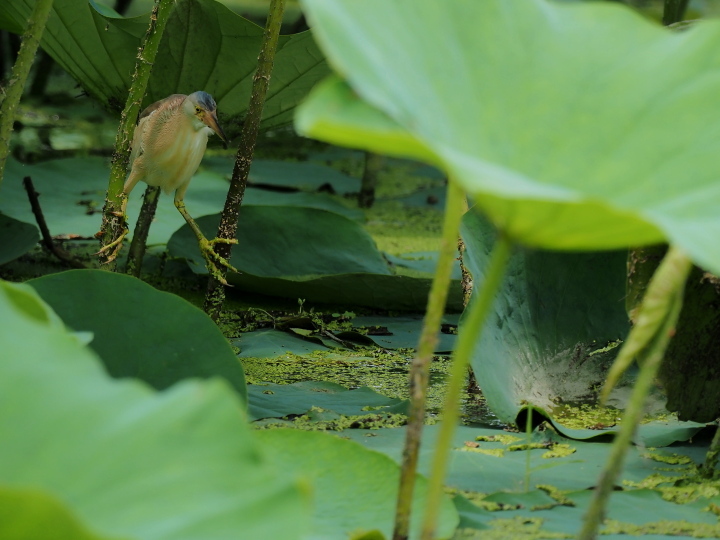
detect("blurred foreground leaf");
top-left (0, 279), bottom-right (309, 540)
top-left (297, 0), bottom-right (720, 274)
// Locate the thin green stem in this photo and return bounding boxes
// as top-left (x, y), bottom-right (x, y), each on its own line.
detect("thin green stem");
top-left (203, 0), bottom-right (287, 320)
top-left (577, 246), bottom-right (691, 540)
top-left (392, 180), bottom-right (465, 540)
top-left (421, 233), bottom-right (513, 540)
top-left (0, 0), bottom-right (54, 188)
top-left (98, 0), bottom-right (174, 265)
top-left (525, 406), bottom-right (533, 493)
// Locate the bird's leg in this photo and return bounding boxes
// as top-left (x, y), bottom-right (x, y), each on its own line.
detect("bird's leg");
top-left (174, 196), bottom-right (238, 286)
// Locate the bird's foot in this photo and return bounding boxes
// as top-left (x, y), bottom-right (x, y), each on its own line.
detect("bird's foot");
top-left (198, 236), bottom-right (239, 286)
top-left (96, 222), bottom-right (129, 263)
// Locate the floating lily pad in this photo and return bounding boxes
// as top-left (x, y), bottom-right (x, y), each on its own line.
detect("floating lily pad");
top-left (257, 429), bottom-right (458, 540)
top-left (234, 328), bottom-right (332, 358)
top-left (247, 380), bottom-right (408, 420)
top-left (0, 213), bottom-right (39, 265)
top-left (169, 206), bottom-right (389, 278)
top-left (203, 157), bottom-right (361, 195)
top-left (351, 314), bottom-right (459, 353)
top-left (27, 269), bottom-right (246, 399)
top-left (344, 424), bottom-right (707, 494)
top-left (169, 208), bottom-right (463, 309)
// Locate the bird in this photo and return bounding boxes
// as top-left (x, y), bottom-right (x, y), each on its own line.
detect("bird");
top-left (102, 91), bottom-right (237, 282)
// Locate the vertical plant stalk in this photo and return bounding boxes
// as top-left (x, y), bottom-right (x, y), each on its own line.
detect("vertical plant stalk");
top-left (702, 426), bottom-right (720, 478)
top-left (577, 246), bottom-right (692, 540)
top-left (125, 185), bottom-right (160, 276)
top-left (98, 0), bottom-right (174, 265)
top-left (359, 151), bottom-right (382, 208)
top-left (392, 181), bottom-right (465, 540)
top-left (662, 0), bottom-right (690, 25)
top-left (0, 0), bottom-right (54, 188)
top-left (421, 233), bottom-right (513, 540)
top-left (203, 0), bottom-right (286, 319)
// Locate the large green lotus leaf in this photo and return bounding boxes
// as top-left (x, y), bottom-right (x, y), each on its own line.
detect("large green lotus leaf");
top-left (0, 279), bottom-right (309, 540)
top-left (247, 381), bottom-right (408, 420)
top-left (169, 211), bottom-right (464, 309)
top-left (27, 269), bottom-right (246, 400)
top-left (0, 213), bottom-right (39, 265)
top-left (455, 488), bottom-right (719, 538)
top-left (461, 210), bottom-right (703, 446)
top-left (257, 429), bottom-right (458, 540)
top-left (0, 0), bottom-right (329, 133)
top-left (0, 157), bottom-right (360, 245)
top-left (169, 207), bottom-right (389, 278)
top-left (0, 488), bottom-right (120, 540)
top-left (343, 425), bottom-right (706, 494)
top-left (297, 0), bottom-right (720, 274)
top-left (227, 271), bottom-right (464, 311)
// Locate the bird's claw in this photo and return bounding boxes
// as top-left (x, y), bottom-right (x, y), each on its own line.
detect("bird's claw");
top-left (96, 221), bottom-right (129, 263)
top-left (198, 237), bottom-right (239, 286)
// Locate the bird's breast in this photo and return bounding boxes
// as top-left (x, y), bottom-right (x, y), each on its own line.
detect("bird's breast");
top-left (142, 122), bottom-right (211, 194)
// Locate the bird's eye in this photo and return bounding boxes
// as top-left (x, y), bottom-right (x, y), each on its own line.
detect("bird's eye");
top-left (195, 106), bottom-right (202, 114)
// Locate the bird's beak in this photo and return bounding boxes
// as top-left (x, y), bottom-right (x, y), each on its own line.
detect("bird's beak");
top-left (205, 111), bottom-right (229, 148)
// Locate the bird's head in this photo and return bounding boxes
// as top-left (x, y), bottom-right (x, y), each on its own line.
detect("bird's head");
top-left (185, 91), bottom-right (228, 146)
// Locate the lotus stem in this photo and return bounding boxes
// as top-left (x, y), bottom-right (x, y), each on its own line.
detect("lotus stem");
top-left (125, 185), bottom-right (161, 276)
top-left (702, 426), bottom-right (720, 479)
top-left (359, 151), bottom-right (383, 208)
top-left (0, 0), bottom-right (54, 188)
top-left (577, 245), bottom-right (692, 540)
top-left (421, 231), bottom-right (512, 540)
top-left (392, 180), bottom-right (465, 540)
top-left (203, 0), bottom-right (287, 320)
top-left (98, 0), bottom-right (174, 266)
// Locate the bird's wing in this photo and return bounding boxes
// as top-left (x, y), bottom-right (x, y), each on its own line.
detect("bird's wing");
top-left (129, 94), bottom-right (187, 165)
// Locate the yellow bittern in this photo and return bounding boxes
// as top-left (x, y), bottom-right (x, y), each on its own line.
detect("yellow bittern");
top-left (103, 91), bottom-right (237, 281)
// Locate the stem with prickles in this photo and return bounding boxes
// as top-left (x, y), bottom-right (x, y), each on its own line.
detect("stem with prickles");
top-left (203, 0), bottom-right (286, 320)
top-left (98, 0), bottom-right (174, 267)
top-left (421, 232), bottom-right (512, 540)
top-left (392, 180), bottom-right (465, 540)
top-left (0, 0), bottom-right (54, 187)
